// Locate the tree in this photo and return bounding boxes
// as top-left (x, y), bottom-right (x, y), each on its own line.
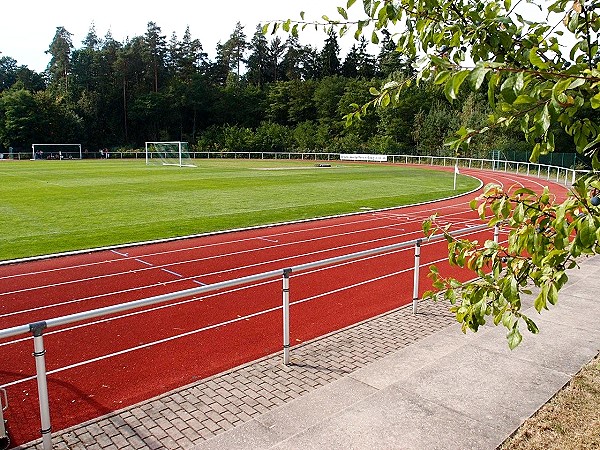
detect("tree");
top-left (177, 26), bottom-right (208, 80)
top-left (376, 30), bottom-right (413, 78)
top-left (223, 22), bottom-right (248, 83)
top-left (144, 22), bottom-right (167, 92)
top-left (319, 29), bottom-right (341, 77)
top-left (341, 37), bottom-right (377, 79)
top-left (0, 57), bottom-right (18, 91)
top-left (246, 27), bottom-right (271, 87)
top-left (280, 36), bottom-right (304, 80)
top-left (46, 26), bottom-right (73, 93)
top-left (267, 1), bottom-right (600, 347)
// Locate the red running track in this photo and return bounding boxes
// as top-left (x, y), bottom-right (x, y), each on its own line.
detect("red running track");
top-left (0, 167), bottom-right (569, 447)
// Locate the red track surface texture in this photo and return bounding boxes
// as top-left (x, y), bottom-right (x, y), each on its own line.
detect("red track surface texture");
top-left (0, 167), bottom-right (568, 447)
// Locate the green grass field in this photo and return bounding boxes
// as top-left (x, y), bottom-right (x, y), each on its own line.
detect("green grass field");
top-left (0, 159), bottom-right (480, 261)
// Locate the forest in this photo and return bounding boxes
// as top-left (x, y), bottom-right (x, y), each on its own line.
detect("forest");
top-left (0, 21), bottom-right (576, 159)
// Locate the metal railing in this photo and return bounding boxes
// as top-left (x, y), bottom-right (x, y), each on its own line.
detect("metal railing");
top-left (0, 223), bottom-right (495, 449)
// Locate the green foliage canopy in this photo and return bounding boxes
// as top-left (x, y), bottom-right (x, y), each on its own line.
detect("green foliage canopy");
top-left (266, 0), bottom-right (600, 347)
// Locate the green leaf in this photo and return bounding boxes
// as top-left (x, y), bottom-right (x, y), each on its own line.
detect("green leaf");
top-left (513, 94), bottom-right (536, 106)
top-left (547, 282), bottom-right (558, 305)
top-left (523, 316), bottom-right (539, 334)
top-left (534, 290), bottom-right (546, 312)
top-left (488, 72), bottom-right (499, 107)
top-left (500, 75), bottom-right (517, 103)
top-left (507, 325), bottom-right (522, 349)
top-left (434, 70), bottom-right (451, 85)
top-left (540, 104), bottom-right (551, 133)
top-left (347, 0), bottom-right (357, 7)
top-left (452, 70), bottom-right (471, 98)
top-left (529, 47), bottom-right (548, 69)
top-left (337, 6), bottom-right (348, 20)
top-left (371, 31), bottom-right (379, 44)
top-left (591, 92), bottom-right (600, 109)
top-left (578, 213), bottom-right (597, 247)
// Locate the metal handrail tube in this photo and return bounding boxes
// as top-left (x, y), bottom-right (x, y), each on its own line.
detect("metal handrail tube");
top-left (0, 268), bottom-right (282, 341)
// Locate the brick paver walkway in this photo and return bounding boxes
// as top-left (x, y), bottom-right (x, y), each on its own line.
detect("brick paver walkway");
top-left (18, 300), bottom-right (455, 450)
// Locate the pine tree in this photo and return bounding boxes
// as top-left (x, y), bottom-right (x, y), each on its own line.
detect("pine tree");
top-left (46, 26), bottom-right (73, 93)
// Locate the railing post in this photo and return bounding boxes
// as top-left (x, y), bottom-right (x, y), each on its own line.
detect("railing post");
top-left (282, 269), bottom-right (292, 365)
top-left (0, 388), bottom-right (8, 450)
top-left (412, 239), bottom-right (422, 314)
top-left (494, 225), bottom-right (499, 244)
top-left (30, 322), bottom-right (52, 450)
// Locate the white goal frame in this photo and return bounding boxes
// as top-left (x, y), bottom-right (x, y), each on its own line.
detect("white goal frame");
top-left (145, 141), bottom-right (195, 167)
top-left (31, 143), bottom-right (82, 160)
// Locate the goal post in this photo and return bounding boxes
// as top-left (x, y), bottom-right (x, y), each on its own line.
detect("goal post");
top-left (145, 141), bottom-right (195, 167)
top-left (31, 144), bottom-right (82, 160)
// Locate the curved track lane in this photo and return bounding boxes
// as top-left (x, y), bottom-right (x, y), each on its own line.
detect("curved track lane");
top-left (0, 166), bottom-right (569, 447)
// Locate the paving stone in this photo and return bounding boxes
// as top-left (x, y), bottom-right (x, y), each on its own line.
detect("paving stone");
top-left (18, 301), bottom-right (456, 449)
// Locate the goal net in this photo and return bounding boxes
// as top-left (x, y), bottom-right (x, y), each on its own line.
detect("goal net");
top-left (32, 144), bottom-right (82, 160)
top-left (145, 142), bottom-right (195, 167)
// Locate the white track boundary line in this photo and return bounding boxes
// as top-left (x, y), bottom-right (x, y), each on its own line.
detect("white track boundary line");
top-left (1, 244), bottom-right (480, 389)
top-left (0, 171), bottom-right (484, 269)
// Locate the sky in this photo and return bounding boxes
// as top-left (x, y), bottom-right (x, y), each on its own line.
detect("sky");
top-left (1, 0), bottom-right (361, 73)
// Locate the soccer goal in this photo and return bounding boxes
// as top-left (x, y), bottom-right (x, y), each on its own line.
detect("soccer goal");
top-left (31, 144), bottom-right (82, 160)
top-left (145, 142), bottom-right (195, 167)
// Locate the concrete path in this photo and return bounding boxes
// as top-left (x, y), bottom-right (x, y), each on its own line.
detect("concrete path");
top-left (18, 256), bottom-right (600, 450)
top-left (193, 255), bottom-right (600, 450)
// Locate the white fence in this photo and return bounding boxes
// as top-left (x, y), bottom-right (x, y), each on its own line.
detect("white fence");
top-left (192, 152), bottom-right (583, 186)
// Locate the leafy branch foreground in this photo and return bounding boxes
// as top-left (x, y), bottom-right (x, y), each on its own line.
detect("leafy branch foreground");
top-left (423, 175), bottom-right (600, 349)
top-left (266, 0), bottom-right (600, 347)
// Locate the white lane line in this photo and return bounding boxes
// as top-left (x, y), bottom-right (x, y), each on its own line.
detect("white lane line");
top-left (5, 231), bottom-right (506, 347)
top-left (2, 245), bottom-right (475, 387)
top-left (192, 280), bottom-right (207, 286)
top-left (257, 237), bottom-right (279, 243)
top-left (135, 259), bottom-right (154, 267)
top-left (0, 222), bottom-right (424, 298)
top-left (0, 215), bottom-right (391, 281)
top-left (1, 278), bottom-right (278, 349)
top-left (1, 301), bottom-right (284, 388)
top-left (0, 229), bottom-right (421, 317)
top-left (162, 269), bottom-right (182, 278)
top-left (111, 250), bottom-right (129, 257)
top-left (4, 226), bottom-right (503, 321)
